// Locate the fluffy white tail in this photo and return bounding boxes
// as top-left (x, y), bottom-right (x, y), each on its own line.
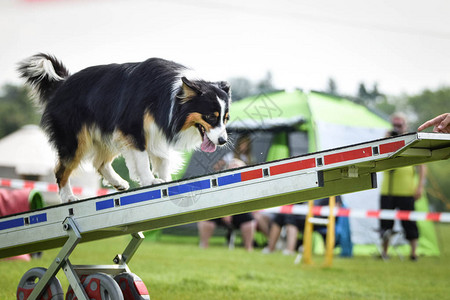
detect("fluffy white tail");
top-left (17, 53), bottom-right (69, 105)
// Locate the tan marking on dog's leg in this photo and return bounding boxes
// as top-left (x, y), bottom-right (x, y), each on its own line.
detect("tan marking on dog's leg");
top-left (55, 127), bottom-right (90, 202)
top-left (99, 162), bottom-right (130, 191)
top-left (143, 111), bottom-right (155, 131)
top-left (109, 126), bottom-right (156, 186)
top-left (143, 111), bottom-right (156, 149)
top-left (55, 160), bottom-right (80, 203)
top-left (92, 129), bottom-right (130, 191)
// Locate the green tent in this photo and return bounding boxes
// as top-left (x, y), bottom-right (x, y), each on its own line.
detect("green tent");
top-left (179, 90), bottom-right (439, 256)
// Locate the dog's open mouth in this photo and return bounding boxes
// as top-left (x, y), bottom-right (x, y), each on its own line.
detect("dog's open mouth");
top-left (196, 124), bottom-right (217, 153)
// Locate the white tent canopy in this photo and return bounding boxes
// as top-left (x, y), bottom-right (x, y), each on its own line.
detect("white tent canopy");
top-left (0, 125), bottom-right (101, 202)
top-left (0, 125), bottom-right (55, 176)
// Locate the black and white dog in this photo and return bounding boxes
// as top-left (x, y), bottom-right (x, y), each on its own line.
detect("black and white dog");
top-left (18, 54), bottom-right (231, 202)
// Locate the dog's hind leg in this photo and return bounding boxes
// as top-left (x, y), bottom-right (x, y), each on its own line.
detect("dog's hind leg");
top-left (55, 159), bottom-right (79, 203)
top-left (99, 163), bottom-right (130, 191)
top-left (54, 126), bottom-right (90, 202)
top-left (92, 142), bottom-right (129, 191)
top-left (94, 153), bottom-right (130, 191)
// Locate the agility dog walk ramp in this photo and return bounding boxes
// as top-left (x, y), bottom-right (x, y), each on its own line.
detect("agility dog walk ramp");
top-left (1, 132), bottom-right (449, 299)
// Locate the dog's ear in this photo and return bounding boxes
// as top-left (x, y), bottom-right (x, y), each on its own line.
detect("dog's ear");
top-left (219, 81), bottom-right (231, 95)
top-left (178, 77), bottom-right (202, 102)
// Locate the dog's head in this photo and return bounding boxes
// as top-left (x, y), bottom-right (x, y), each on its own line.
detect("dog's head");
top-left (178, 77), bottom-right (231, 152)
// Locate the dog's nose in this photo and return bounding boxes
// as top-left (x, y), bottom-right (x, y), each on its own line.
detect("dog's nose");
top-left (218, 137), bottom-right (227, 145)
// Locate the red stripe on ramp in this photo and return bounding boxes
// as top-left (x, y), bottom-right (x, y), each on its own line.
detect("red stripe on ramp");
top-left (241, 169), bottom-right (263, 181)
top-left (379, 140), bottom-right (405, 154)
top-left (270, 158), bottom-right (316, 176)
top-left (324, 147), bottom-right (372, 165)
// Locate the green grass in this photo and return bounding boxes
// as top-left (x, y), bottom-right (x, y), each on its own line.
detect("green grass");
top-left (2, 224), bottom-right (450, 299)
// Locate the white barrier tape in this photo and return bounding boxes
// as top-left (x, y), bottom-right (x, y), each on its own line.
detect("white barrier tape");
top-left (0, 177), bottom-right (114, 197)
top-left (264, 205), bottom-right (450, 223)
top-left (308, 217), bottom-right (329, 225)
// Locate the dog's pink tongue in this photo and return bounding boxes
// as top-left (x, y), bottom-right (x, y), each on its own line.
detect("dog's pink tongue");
top-left (201, 135), bottom-right (217, 152)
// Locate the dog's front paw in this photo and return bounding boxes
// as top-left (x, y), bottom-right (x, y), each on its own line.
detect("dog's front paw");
top-left (60, 188), bottom-right (79, 203)
top-left (65, 195), bottom-right (79, 203)
top-left (103, 178), bottom-right (130, 191)
top-left (151, 178), bottom-right (165, 185)
top-left (114, 181), bottom-right (130, 191)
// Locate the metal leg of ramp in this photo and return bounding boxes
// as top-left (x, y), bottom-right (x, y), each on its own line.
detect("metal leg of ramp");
top-left (23, 218), bottom-right (147, 300)
top-left (25, 217), bottom-right (86, 300)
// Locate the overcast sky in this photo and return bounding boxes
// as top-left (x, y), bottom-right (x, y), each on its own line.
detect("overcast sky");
top-left (1, 0), bottom-right (450, 96)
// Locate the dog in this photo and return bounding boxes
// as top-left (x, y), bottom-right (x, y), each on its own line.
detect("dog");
top-left (18, 54), bottom-right (231, 202)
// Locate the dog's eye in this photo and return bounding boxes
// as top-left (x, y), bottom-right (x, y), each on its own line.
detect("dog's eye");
top-left (204, 114), bottom-right (218, 122)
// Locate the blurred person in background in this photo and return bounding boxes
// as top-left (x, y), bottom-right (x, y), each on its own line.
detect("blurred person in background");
top-left (198, 135), bottom-right (257, 251)
top-left (380, 113), bottom-right (426, 261)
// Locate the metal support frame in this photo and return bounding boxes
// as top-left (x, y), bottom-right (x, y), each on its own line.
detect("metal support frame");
top-left (27, 217), bottom-right (145, 300)
top-left (63, 260), bottom-right (90, 300)
top-left (115, 232), bottom-right (145, 265)
top-left (28, 217), bottom-right (88, 300)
